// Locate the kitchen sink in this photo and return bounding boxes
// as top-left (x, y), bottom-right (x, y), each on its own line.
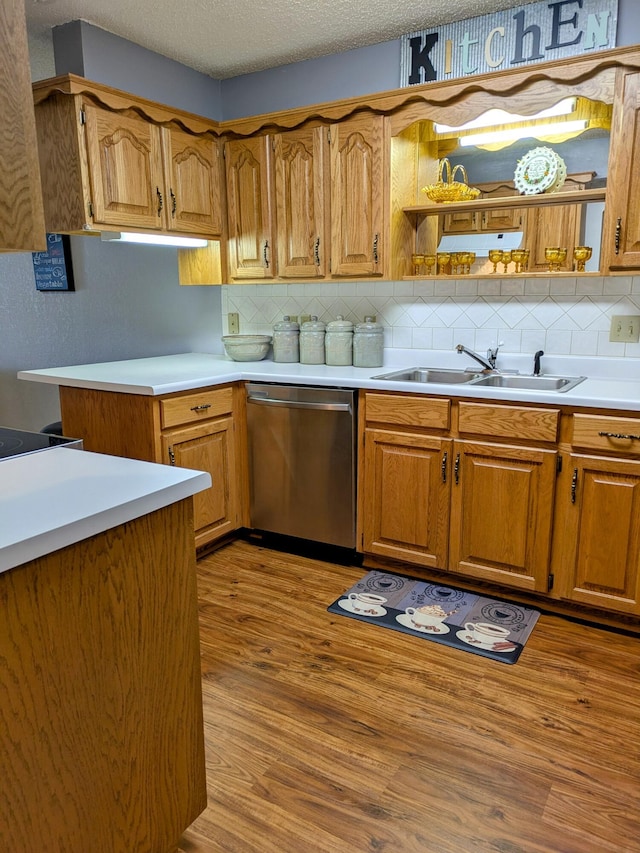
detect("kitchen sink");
top-left (373, 367), bottom-right (587, 392)
top-left (471, 374), bottom-right (587, 392)
top-left (373, 367), bottom-right (483, 384)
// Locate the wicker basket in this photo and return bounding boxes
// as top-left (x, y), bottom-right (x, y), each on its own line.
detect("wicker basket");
top-left (421, 159), bottom-right (480, 203)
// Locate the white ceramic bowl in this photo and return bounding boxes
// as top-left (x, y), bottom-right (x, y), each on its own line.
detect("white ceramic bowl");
top-left (222, 334), bottom-right (272, 361)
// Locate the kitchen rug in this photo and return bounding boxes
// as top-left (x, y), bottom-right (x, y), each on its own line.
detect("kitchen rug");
top-left (328, 570), bottom-right (540, 664)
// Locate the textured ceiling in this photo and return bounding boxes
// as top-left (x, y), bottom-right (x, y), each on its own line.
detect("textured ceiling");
top-left (25, 0), bottom-right (538, 79)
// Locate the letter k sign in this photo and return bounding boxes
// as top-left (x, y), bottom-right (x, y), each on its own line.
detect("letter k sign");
top-left (408, 33), bottom-right (439, 83)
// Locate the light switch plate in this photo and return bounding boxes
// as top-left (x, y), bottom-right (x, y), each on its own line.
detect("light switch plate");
top-left (610, 315), bottom-right (640, 343)
top-left (228, 312), bottom-right (239, 334)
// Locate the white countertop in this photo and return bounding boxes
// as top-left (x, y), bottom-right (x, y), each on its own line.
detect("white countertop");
top-left (0, 446), bottom-right (211, 574)
top-left (18, 350), bottom-right (640, 411)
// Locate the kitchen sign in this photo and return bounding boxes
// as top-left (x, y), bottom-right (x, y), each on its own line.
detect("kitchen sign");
top-left (32, 233), bottom-right (75, 292)
top-left (400, 0), bottom-right (618, 87)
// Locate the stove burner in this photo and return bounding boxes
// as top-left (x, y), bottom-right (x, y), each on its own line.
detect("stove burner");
top-left (0, 427), bottom-right (81, 460)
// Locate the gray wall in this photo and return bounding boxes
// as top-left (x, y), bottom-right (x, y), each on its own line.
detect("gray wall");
top-left (0, 32), bottom-right (223, 431)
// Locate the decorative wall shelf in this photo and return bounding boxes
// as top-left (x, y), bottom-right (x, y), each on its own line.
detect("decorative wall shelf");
top-left (403, 188), bottom-right (606, 218)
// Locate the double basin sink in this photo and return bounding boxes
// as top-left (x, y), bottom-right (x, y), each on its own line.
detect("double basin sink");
top-left (373, 367), bottom-right (586, 393)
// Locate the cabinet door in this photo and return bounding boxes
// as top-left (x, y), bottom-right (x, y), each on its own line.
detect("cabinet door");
top-left (273, 126), bottom-right (329, 278)
top-left (557, 455), bottom-right (640, 615)
top-left (525, 203), bottom-right (582, 272)
top-left (362, 429), bottom-right (451, 569)
top-left (602, 70), bottom-right (640, 272)
top-left (0, 0), bottom-right (46, 251)
top-left (163, 418), bottom-right (238, 546)
top-left (163, 128), bottom-right (223, 237)
top-left (83, 104), bottom-right (165, 230)
top-left (225, 136), bottom-right (275, 280)
top-left (449, 440), bottom-right (556, 592)
top-left (330, 114), bottom-right (387, 277)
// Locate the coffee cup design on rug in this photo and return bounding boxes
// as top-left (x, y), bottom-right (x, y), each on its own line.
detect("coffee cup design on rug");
top-left (405, 603), bottom-right (456, 630)
top-left (348, 592), bottom-right (387, 615)
top-left (463, 621), bottom-right (510, 646)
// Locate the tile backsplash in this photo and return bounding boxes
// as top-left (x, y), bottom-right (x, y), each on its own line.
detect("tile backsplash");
top-left (222, 275), bottom-right (640, 359)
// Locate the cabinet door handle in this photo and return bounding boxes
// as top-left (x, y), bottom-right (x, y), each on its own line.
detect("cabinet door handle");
top-left (170, 188), bottom-right (177, 216)
top-left (314, 237), bottom-right (321, 266)
top-left (263, 240), bottom-right (270, 268)
top-left (598, 430), bottom-right (640, 441)
top-left (373, 233), bottom-right (379, 264)
top-left (168, 447), bottom-right (175, 466)
top-left (156, 187), bottom-right (164, 215)
top-left (454, 452), bottom-right (460, 485)
top-left (615, 217), bottom-right (622, 255)
top-left (571, 468), bottom-right (578, 503)
top-left (190, 403), bottom-right (211, 412)
top-left (441, 451), bottom-right (448, 483)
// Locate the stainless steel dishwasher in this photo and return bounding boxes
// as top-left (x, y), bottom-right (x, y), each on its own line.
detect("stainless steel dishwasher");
top-left (246, 383), bottom-right (357, 548)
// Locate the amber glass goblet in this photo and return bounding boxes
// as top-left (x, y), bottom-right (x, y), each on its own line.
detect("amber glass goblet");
top-left (511, 249), bottom-right (527, 274)
top-left (501, 250), bottom-right (513, 274)
top-left (411, 253), bottom-right (425, 276)
top-left (423, 254), bottom-right (437, 275)
top-left (437, 252), bottom-right (451, 275)
top-left (573, 245), bottom-right (592, 272)
top-left (488, 248), bottom-right (503, 273)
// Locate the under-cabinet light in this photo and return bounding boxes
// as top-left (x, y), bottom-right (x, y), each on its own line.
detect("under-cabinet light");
top-left (434, 98), bottom-right (577, 134)
top-left (458, 119), bottom-right (588, 148)
top-left (101, 232), bottom-right (208, 248)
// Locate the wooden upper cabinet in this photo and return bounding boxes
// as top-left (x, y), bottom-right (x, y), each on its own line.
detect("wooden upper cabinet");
top-left (0, 0), bottom-right (46, 251)
top-left (273, 127), bottom-right (329, 278)
top-left (84, 104), bottom-right (166, 231)
top-left (602, 70), bottom-right (640, 272)
top-left (225, 136), bottom-right (275, 280)
top-left (163, 128), bottom-right (223, 237)
top-left (33, 77), bottom-right (222, 240)
top-left (330, 114), bottom-right (388, 277)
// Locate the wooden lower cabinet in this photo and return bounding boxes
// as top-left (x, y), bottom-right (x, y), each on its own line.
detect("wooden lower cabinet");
top-left (59, 383), bottom-right (245, 549)
top-left (554, 454), bottom-right (640, 615)
top-left (162, 416), bottom-right (238, 547)
top-left (449, 440), bottom-right (557, 593)
top-left (359, 391), bottom-right (640, 623)
top-left (362, 429), bottom-right (451, 568)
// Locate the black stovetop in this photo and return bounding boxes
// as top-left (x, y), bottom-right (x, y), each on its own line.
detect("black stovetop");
top-left (0, 426), bottom-right (81, 460)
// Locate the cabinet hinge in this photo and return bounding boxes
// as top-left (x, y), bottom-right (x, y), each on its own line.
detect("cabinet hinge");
top-left (88, 201), bottom-right (94, 218)
top-left (168, 447), bottom-right (176, 466)
top-left (79, 108), bottom-right (86, 125)
top-left (327, 127), bottom-right (332, 144)
top-left (547, 573), bottom-right (555, 592)
top-left (556, 455), bottom-right (563, 474)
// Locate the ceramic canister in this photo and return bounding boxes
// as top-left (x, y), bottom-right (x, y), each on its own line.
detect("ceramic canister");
top-left (272, 315), bottom-right (300, 363)
top-left (353, 316), bottom-right (384, 368)
top-left (325, 315), bottom-right (353, 366)
top-left (299, 316), bottom-right (326, 364)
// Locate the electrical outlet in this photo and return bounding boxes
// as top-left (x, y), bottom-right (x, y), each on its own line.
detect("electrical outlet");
top-left (300, 314), bottom-right (312, 325)
top-left (610, 314), bottom-right (640, 343)
top-left (288, 315), bottom-right (298, 323)
top-left (228, 312), bottom-right (240, 335)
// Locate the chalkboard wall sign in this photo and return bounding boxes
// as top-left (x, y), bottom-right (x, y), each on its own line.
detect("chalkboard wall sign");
top-left (32, 233), bottom-right (75, 291)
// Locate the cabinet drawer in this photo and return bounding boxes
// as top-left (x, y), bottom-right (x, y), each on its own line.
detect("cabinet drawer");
top-left (160, 387), bottom-right (233, 429)
top-left (458, 401), bottom-right (559, 442)
top-left (364, 393), bottom-right (450, 430)
top-left (572, 413), bottom-right (640, 456)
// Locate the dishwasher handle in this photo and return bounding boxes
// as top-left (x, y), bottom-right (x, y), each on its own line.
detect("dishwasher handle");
top-left (247, 395), bottom-right (352, 413)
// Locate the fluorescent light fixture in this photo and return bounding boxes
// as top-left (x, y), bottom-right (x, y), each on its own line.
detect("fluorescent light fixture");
top-left (458, 119), bottom-right (588, 148)
top-left (101, 232), bottom-right (208, 248)
top-left (435, 98), bottom-right (577, 134)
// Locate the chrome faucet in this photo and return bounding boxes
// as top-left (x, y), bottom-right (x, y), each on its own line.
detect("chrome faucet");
top-left (456, 343), bottom-right (499, 372)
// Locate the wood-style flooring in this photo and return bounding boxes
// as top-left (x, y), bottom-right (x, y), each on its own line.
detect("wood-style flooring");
top-left (179, 539), bottom-right (640, 853)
